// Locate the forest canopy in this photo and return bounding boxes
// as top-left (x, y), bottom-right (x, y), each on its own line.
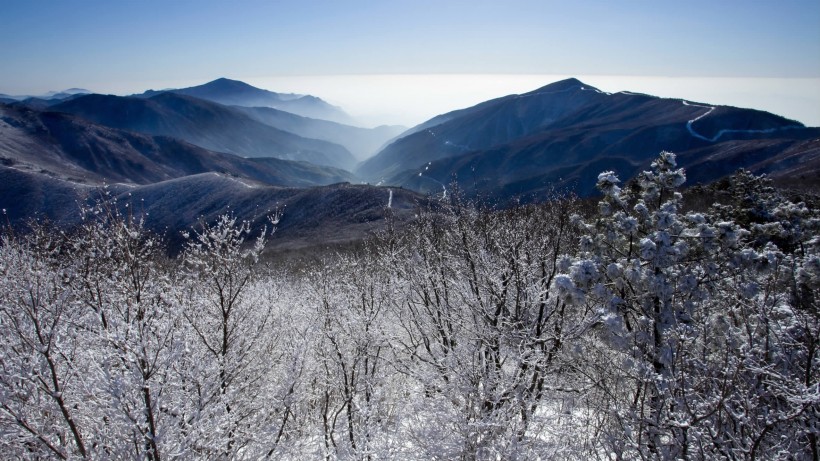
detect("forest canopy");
top-left (1, 153), bottom-right (817, 460)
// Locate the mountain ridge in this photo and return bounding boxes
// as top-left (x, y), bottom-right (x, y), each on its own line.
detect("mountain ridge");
top-left (359, 78), bottom-right (818, 199)
top-left (51, 92), bottom-right (358, 170)
top-left (135, 77), bottom-right (356, 125)
top-left (0, 103), bottom-right (356, 187)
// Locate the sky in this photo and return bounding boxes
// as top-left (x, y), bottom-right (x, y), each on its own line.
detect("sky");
top-left (1, 0), bottom-right (819, 127)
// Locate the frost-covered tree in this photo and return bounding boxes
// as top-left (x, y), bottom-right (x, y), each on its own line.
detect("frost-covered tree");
top-left (709, 169), bottom-right (820, 459)
top-left (389, 195), bottom-right (587, 459)
top-left (66, 195), bottom-right (178, 460)
top-left (301, 251), bottom-right (405, 460)
top-left (0, 224), bottom-right (90, 459)
top-left (553, 152), bottom-right (819, 459)
top-left (175, 213), bottom-right (279, 458)
top-left (1, 154), bottom-right (816, 460)
top-left (0, 195), bottom-right (178, 460)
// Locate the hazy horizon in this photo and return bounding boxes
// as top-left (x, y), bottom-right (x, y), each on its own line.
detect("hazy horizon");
top-left (3, 74), bottom-right (819, 129)
top-left (248, 74), bottom-right (820, 128)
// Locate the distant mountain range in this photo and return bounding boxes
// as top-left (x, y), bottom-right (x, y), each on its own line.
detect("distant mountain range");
top-left (0, 103), bottom-right (356, 187)
top-left (359, 78), bottom-right (820, 200)
top-left (0, 102), bottom-right (412, 250)
top-left (1, 87), bottom-right (91, 101)
top-left (51, 92), bottom-right (358, 170)
top-left (5, 78), bottom-right (405, 162)
top-left (1, 87), bottom-right (93, 110)
top-left (2, 77), bottom-right (818, 249)
top-left (234, 105), bottom-right (405, 161)
top-left (136, 78), bottom-right (356, 125)
top-left (0, 76), bottom-right (419, 249)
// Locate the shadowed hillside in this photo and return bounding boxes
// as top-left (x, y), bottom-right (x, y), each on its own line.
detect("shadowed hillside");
top-left (52, 93), bottom-right (357, 170)
top-left (359, 78), bottom-right (820, 200)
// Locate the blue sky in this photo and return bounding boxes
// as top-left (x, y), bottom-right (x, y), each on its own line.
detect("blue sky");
top-left (1, 0), bottom-right (819, 125)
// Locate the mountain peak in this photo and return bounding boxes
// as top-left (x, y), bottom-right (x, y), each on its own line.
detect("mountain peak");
top-left (557, 77), bottom-right (584, 86)
top-left (199, 77), bottom-right (258, 92)
top-left (47, 88), bottom-right (91, 96)
top-left (200, 77), bottom-right (253, 88)
top-left (530, 77), bottom-right (592, 93)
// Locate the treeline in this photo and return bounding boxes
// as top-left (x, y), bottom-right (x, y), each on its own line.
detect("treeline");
top-left (0, 153), bottom-right (817, 460)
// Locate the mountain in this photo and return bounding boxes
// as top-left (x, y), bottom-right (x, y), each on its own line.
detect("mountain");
top-left (137, 78), bottom-right (356, 125)
top-left (359, 78), bottom-right (820, 199)
top-left (0, 165), bottom-right (96, 230)
top-left (0, 88), bottom-right (93, 110)
top-left (8, 95), bottom-right (92, 112)
top-left (43, 88), bottom-right (92, 99)
top-left (114, 177), bottom-right (422, 250)
top-left (235, 105), bottom-right (405, 160)
top-left (0, 103), bottom-right (356, 187)
top-left (51, 93), bottom-right (358, 170)
top-left (1, 102), bottom-right (418, 251)
top-left (0, 88), bottom-right (92, 101)
top-left (0, 165), bottom-right (419, 251)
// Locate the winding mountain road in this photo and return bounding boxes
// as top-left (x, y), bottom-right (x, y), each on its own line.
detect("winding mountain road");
top-left (682, 100), bottom-right (803, 142)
